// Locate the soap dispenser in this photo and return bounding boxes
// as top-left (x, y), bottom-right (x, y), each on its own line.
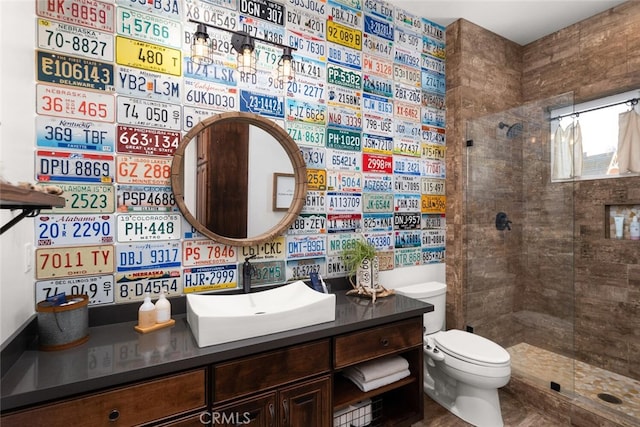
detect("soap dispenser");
top-left (631, 216), bottom-right (639, 240)
top-left (155, 289), bottom-right (171, 323)
top-left (138, 293), bottom-right (156, 328)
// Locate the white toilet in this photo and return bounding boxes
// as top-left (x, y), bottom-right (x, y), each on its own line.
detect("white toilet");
top-left (395, 282), bottom-right (511, 427)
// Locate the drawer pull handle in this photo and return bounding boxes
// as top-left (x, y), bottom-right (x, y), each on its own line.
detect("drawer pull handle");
top-left (282, 399), bottom-right (289, 424)
top-left (108, 409), bottom-right (120, 422)
top-left (268, 403), bottom-right (275, 427)
top-left (380, 338), bottom-right (389, 347)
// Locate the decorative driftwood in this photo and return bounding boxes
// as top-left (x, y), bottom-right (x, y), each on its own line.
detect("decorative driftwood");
top-left (346, 276), bottom-right (395, 303)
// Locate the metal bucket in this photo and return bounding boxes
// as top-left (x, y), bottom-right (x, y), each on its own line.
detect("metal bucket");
top-left (36, 294), bottom-right (89, 351)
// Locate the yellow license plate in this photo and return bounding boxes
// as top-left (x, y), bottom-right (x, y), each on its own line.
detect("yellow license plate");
top-left (115, 36), bottom-right (181, 76)
top-left (421, 195), bottom-right (446, 214)
top-left (307, 168), bottom-right (327, 190)
top-left (421, 143), bottom-right (446, 160)
top-left (36, 245), bottom-right (115, 280)
top-left (327, 20), bottom-right (362, 50)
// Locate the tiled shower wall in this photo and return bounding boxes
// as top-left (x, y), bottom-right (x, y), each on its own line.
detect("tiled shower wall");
top-left (446, 1), bottom-right (640, 382)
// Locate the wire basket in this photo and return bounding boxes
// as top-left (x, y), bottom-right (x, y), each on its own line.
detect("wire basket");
top-left (333, 397), bottom-right (382, 427)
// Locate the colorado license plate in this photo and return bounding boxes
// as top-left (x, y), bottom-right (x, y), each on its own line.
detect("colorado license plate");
top-left (116, 7), bottom-right (182, 48)
top-left (36, 245), bottom-right (115, 279)
top-left (36, 214), bottom-right (114, 246)
top-left (300, 146), bottom-right (326, 169)
top-left (288, 213), bottom-right (327, 235)
top-left (326, 128), bottom-right (361, 152)
top-left (362, 192), bottom-right (393, 212)
top-left (116, 155), bottom-right (172, 186)
top-left (116, 213), bottom-right (181, 242)
top-left (116, 241), bottom-right (181, 271)
top-left (36, 275), bottom-right (114, 306)
top-left (183, 265), bottom-right (237, 293)
top-left (37, 0), bottom-right (115, 32)
top-left (116, 269), bottom-right (182, 302)
top-left (36, 150), bottom-right (114, 183)
top-left (117, 185), bottom-right (177, 212)
top-left (37, 84), bottom-right (115, 122)
top-left (36, 116), bottom-right (115, 152)
top-left (37, 19), bottom-right (114, 61)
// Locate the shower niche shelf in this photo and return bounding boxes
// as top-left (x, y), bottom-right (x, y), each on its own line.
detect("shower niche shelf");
top-left (604, 202), bottom-right (639, 240)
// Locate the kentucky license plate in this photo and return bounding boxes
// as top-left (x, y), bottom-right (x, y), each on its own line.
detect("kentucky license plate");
top-left (115, 36), bottom-right (182, 77)
top-left (37, 84), bottom-right (115, 122)
top-left (36, 150), bottom-right (114, 183)
top-left (37, 51), bottom-right (114, 91)
top-left (40, 183), bottom-right (115, 214)
top-left (116, 241), bottom-right (181, 271)
top-left (36, 116), bottom-right (115, 152)
top-left (116, 7), bottom-right (182, 48)
top-left (117, 185), bottom-right (176, 212)
top-left (36, 275), bottom-right (114, 306)
top-left (117, 213), bottom-right (181, 242)
top-left (183, 240), bottom-right (237, 266)
top-left (116, 269), bottom-right (182, 302)
top-left (37, 19), bottom-right (114, 62)
top-left (116, 155), bottom-right (172, 186)
top-left (117, 126), bottom-right (180, 156)
top-left (37, 0), bottom-right (115, 32)
top-left (183, 265), bottom-right (237, 293)
top-left (36, 214), bottom-right (114, 246)
top-left (36, 245), bottom-right (115, 279)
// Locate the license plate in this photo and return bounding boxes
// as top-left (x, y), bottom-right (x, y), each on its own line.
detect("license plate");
top-left (37, 51), bottom-right (114, 91)
top-left (363, 213), bottom-right (393, 231)
top-left (117, 213), bottom-right (181, 241)
top-left (238, 15), bottom-right (285, 45)
top-left (36, 245), bottom-right (114, 279)
top-left (327, 213), bottom-right (361, 233)
top-left (116, 269), bottom-right (182, 302)
top-left (325, 254), bottom-right (347, 278)
top-left (286, 257), bottom-right (326, 280)
top-left (183, 105), bottom-right (222, 131)
top-left (116, 155), bottom-right (172, 186)
top-left (423, 91), bottom-right (445, 110)
top-left (183, 265), bottom-right (237, 293)
top-left (37, 0), bottom-right (115, 32)
top-left (394, 138), bottom-right (421, 157)
top-left (37, 19), bottom-right (114, 62)
top-left (285, 75), bottom-right (324, 103)
top-left (394, 46), bottom-right (420, 69)
top-left (395, 120), bottom-right (421, 141)
top-left (363, 93), bottom-right (393, 117)
top-left (306, 168), bottom-right (327, 190)
top-left (117, 185), bottom-right (177, 212)
top-left (423, 36), bottom-right (446, 60)
top-left (364, 231), bottom-right (393, 251)
top-left (395, 7), bottom-right (422, 32)
top-left (362, 134), bottom-right (392, 154)
top-left (40, 183), bottom-right (115, 213)
top-left (115, 36), bottom-right (182, 76)
top-left (328, 85), bottom-right (361, 109)
top-left (422, 229), bottom-right (446, 247)
top-left (362, 174), bottom-right (393, 194)
top-left (327, 64), bottom-right (362, 89)
top-left (422, 55), bottom-right (445, 75)
top-left (117, 126), bottom-right (180, 156)
top-left (184, 58), bottom-right (237, 86)
top-left (182, 239), bottom-right (237, 266)
top-left (36, 150), bottom-right (114, 183)
top-left (286, 235), bottom-right (326, 259)
top-left (286, 122), bottom-right (325, 146)
top-left (423, 18), bottom-right (445, 42)
top-left (116, 7), bottom-right (182, 48)
top-left (326, 232), bottom-right (357, 255)
top-left (363, 54), bottom-right (392, 78)
top-left (240, 236), bottom-right (286, 260)
top-left (36, 275), bottom-right (114, 305)
top-left (363, 191), bottom-right (393, 212)
top-left (362, 153), bottom-right (392, 173)
top-left (286, 0), bottom-right (325, 15)
top-left (302, 191), bottom-right (326, 214)
top-left (394, 27), bottom-right (421, 52)
top-left (363, 113), bottom-right (393, 137)
top-left (422, 143), bottom-right (446, 160)
top-left (300, 146), bottom-right (326, 169)
top-left (327, 170), bottom-right (362, 192)
top-left (395, 247), bottom-right (422, 267)
top-left (395, 230), bottom-right (421, 248)
top-left (421, 178), bottom-right (445, 195)
top-left (329, 1), bottom-right (361, 28)
top-left (36, 214), bottom-right (114, 246)
top-left (244, 260), bottom-right (286, 287)
top-left (423, 213), bottom-right (446, 229)
top-left (36, 116), bottom-right (115, 152)
top-left (395, 194), bottom-right (420, 212)
top-left (394, 212), bottom-right (420, 230)
top-left (327, 44), bottom-right (361, 69)
top-left (287, 29), bottom-right (326, 58)
top-left (421, 195), bottom-right (446, 214)
top-left (116, 96), bottom-right (181, 130)
top-left (184, 78), bottom-right (237, 111)
top-left (327, 105), bottom-right (361, 131)
top-left (394, 175), bottom-right (421, 193)
top-left (37, 84), bottom-right (115, 122)
top-left (327, 191), bottom-right (361, 213)
top-left (327, 19), bottom-right (362, 50)
top-left (326, 128), bottom-right (361, 151)
top-left (394, 64), bottom-right (421, 87)
top-left (292, 54), bottom-right (326, 80)
top-left (288, 213), bottom-right (327, 234)
top-left (422, 106), bottom-right (446, 127)
top-left (394, 155), bottom-right (421, 176)
top-left (362, 33), bottom-right (393, 59)
top-left (117, 241), bottom-right (181, 271)
top-left (240, 89), bottom-right (284, 119)
top-left (286, 5), bottom-right (325, 39)
top-left (286, 99), bottom-right (327, 125)
top-left (240, 68), bottom-right (285, 93)
top-left (394, 83), bottom-right (421, 103)
top-left (423, 247), bottom-right (445, 264)
top-left (186, 0), bottom-right (237, 13)
top-left (363, 15), bottom-right (393, 41)
top-left (422, 125), bottom-right (446, 145)
top-left (395, 101), bottom-right (421, 123)
top-left (116, 0), bottom-right (181, 20)
top-left (363, 73), bottom-right (392, 97)
top-left (116, 66), bottom-right (181, 104)
top-left (422, 69), bottom-right (446, 94)
top-left (363, 0), bottom-right (392, 21)
top-left (326, 148), bottom-right (361, 171)
top-left (421, 158), bottom-right (446, 178)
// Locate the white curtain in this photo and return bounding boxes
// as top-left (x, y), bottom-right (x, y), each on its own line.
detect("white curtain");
top-left (552, 121), bottom-right (583, 180)
top-left (617, 109), bottom-right (640, 174)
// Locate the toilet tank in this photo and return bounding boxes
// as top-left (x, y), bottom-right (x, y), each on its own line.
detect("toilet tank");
top-left (395, 282), bottom-right (446, 335)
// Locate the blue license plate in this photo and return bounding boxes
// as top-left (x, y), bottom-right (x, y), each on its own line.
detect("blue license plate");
top-left (240, 90), bottom-right (284, 118)
top-left (364, 15), bottom-right (393, 41)
top-left (36, 117), bottom-right (115, 152)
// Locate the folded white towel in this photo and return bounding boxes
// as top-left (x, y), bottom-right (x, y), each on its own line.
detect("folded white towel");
top-left (343, 368), bottom-right (411, 392)
top-left (344, 355), bottom-right (409, 383)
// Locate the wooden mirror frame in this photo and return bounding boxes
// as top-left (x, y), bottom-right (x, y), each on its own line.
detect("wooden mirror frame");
top-left (171, 112), bottom-right (307, 247)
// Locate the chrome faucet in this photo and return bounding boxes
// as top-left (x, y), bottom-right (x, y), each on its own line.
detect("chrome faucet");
top-left (242, 254), bottom-right (257, 293)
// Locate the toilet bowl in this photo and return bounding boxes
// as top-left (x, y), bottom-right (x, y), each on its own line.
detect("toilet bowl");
top-left (395, 282), bottom-right (511, 427)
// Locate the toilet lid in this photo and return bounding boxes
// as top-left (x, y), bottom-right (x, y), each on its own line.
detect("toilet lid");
top-left (433, 330), bottom-right (511, 367)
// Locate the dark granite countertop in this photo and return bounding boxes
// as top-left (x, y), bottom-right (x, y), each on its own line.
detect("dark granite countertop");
top-left (1, 291), bottom-right (432, 412)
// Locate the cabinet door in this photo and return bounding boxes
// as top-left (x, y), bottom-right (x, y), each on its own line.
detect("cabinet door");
top-left (212, 392), bottom-right (277, 427)
top-left (279, 376), bottom-right (330, 427)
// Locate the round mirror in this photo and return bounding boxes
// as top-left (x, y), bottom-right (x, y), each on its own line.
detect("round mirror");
top-left (171, 112), bottom-right (307, 247)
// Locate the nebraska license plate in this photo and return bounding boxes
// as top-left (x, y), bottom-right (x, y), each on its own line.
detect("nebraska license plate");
top-left (36, 275), bottom-right (114, 306)
top-left (116, 241), bottom-right (181, 271)
top-left (36, 214), bottom-right (114, 246)
top-left (36, 116), bottom-right (115, 152)
top-left (116, 126), bottom-right (180, 156)
top-left (37, 19), bottom-right (114, 61)
top-left (40, 183), bottom-right (115, 214)
top-left (115, 269), bottom-right (182, 302)
top-left (37, 84), bottom-right (115, 122)
top-left (37, 0), bottom-right (115, 32)
top-left (183, 265), bottom-right (237, 293)
top-left (117, 185), bottom-right (177, 212)
top-left (36, 245), bottom-right (115, 279)
top-left (116, 213), bottom-right (181, 242)
top-left (36, 150), bottom-right (114, 183)
top-left (116, 155), bottom-right (172, 186)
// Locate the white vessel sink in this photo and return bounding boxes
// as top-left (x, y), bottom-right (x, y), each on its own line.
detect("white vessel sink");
top-left (186, 281), bottom-right (336, 347)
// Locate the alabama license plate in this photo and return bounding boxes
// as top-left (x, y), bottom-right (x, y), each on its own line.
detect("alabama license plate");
top-left (116, 66), bottom-right (181, 104)
top-left (117, 126), bottom-right (180, 156)
top-left (362, 174), bottom-right (393, 194)
top-left (327, 192), bottom-right (361, 213)
top-left (183, 265), bottom-right (237, 293)
top-left (286, 122), bottom-right (325, 146)
top-left (423, 247), bottom-right (445, 264)
top-left (362, 192), bottom-right (393, 212)
top-left (327, 213), bottom-right (361, 233)
top-left (37, 84), bottom-right (115, 122)
top-left (423, 213), bottom-right (446, 229)
top-left (183, 78), bottom-right (237, 111)
top-left (115, 269), bottom-right (182, 302)
top-left (288, 213), bottom-right (327, 234)
top-left (394, 155), bottom-right (421, 176)
top-left (422, 229), bottom-right (446, 247)
top-left (36, 214), bottom-right (114, 246)
top-left (327, 44), bottom-right (362, 70)
top-left (37, 0), bottom-right (115, 32)
top-left (37, 50), bottom-right (114, 91)
top-left (116, 0), bottom-right (182, 20)
top-left (183, 105), bottom-right (221, 131)
top-left (302, 191), bottom-right (326, 214)
top-left (182, 240), bottom-right (237, 267)
top-left (239, 236), bottom-right (286, 260)
top-left (286, 257), bottom-right (325, 280)
top-left (40, 183), bottom-right (115, 214)
top-left (37, 19), bottom-right (114, 62)
top-left (36, 116), bottom-right (115, 152)
top-left (362, 134), bottom-right (392, 155)
top-left (363, 213), bottom-right (393, 231)
top-left (327, 19), bottom-right (362, 50)
top-left (116, 241), bottom-right (181, 271)
top-left (422, 178), bottom-right (445, 195)
top-left (117, 185), bottom-right (176, 212)
top-left (394, 212), bottom-right (421, 230)
top-left (117, 213), bottom-right (181, 242)
top-left (394, 194), bottom-right (421, 212)
top-left (240, 90), bottom-right (284, 119)
top-left (421, 195), bottom-right (446, 214)
top-left (394, 175), bottom-right (421, 193)
top-left (115, 36), bottom-right (182, 76)
top-left (326, 148), bottom-right (361, 171)
top-left (286, 99), bottom-right (326, 125)
top-left (36, 150), bottom-right (114, 183)
top-left (116, 155), bottom-right (172, 186)
top-left (244, 260), bottom-right (286, 287)
top-left (116, 7), bottom-right (182, 48)
top-left (36, 275), bottom-right (114, 306)
top-left (36, 245), bottom-right (114, 279)
top-left (116, 96), bottom-right (181, 130)
top-left (362, 153), bottom-right (392, 174)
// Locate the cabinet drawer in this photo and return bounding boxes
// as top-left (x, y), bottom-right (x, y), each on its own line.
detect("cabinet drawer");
top-left (1, 369), bottom-right (207, 427)
top-left (214, 340), bottom-right (330, 403)
top-left (334, 318), bottom-right (423, 368)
